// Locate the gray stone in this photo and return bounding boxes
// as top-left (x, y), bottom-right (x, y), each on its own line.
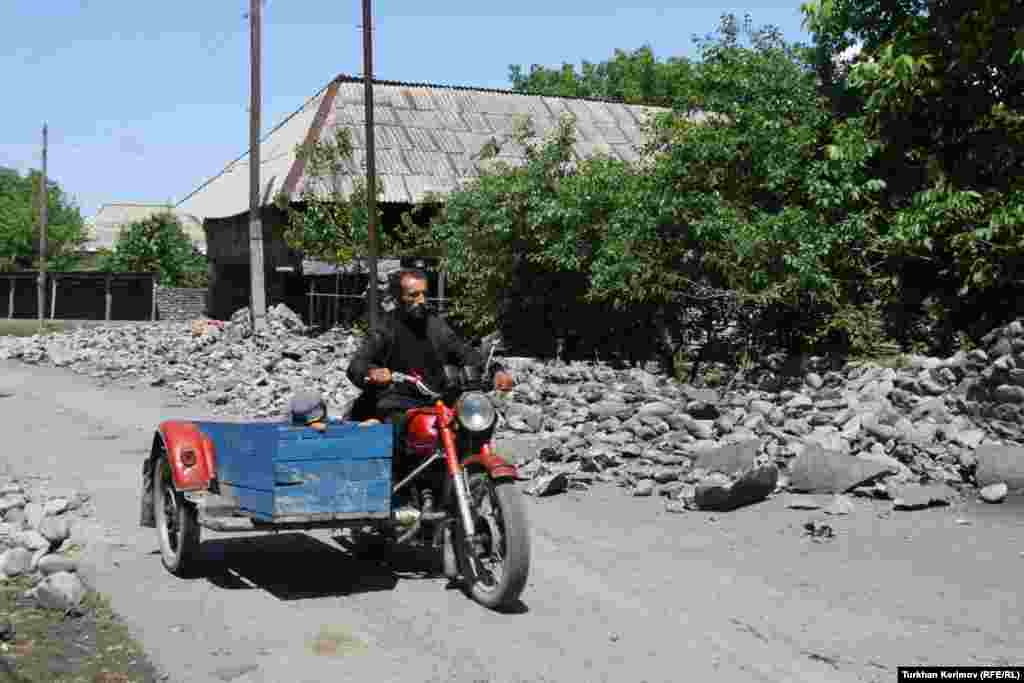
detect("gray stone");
top-left (39, 516), bottom-right (71, 544)
top-left (524, 473), bottom-right (569, 497)
top-left (14, 530), bottom-right (51, 551)
top-left (632, 480), bottom-right (655, 497)
top-left (979, 482), bottom-right (1008, 504)
top-left (0, 547), bottom-right (32, 577)
top-left (493, 437), bottom-right (559, 466)
top-left (693, 464), bottom-right (778, 512)
top-left (993, 385), bottom-right (1024, 404)
top-left (805, 373), bottom-right (824, 390)
top-left (788, 443), bottom-right (897, 494)
top-left (36, 554), bottom-right (79, 575)
top-left (590, 402), bottom-right (633, 419)
top-left (24, 502), bottom-right (43, 530)
top-left (694, 439), bottom-right (761, 477)
top-left (0, 495), bottom-right (26, 514)
top-left (824, 495), bottom-right (856, 516)
top-left (684, 417), bottom-right (716, 440)
top-left (786, 496), bottom-right (822, 510)
top-left (31, 571), bottom-right (86, 611)
top-left (636, 402), bottom-right (675, 418)
top-left (890, 483), bottom-right (958, 510)
top-left (975, 444), bottom-right (1024, 491)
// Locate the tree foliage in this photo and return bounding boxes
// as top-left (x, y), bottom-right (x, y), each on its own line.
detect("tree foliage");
top-left (277, 127), bottom-right (414, 270)
top-left (101, 212), bottom-right (207, 288)
top-left (509, 45), bottom-right (695, 107)
top-left (0, 166), bottom-right (89, 272)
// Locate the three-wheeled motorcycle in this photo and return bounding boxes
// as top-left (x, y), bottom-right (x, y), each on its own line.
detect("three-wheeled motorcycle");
top-left (140, 359), bottom-right (530, 610)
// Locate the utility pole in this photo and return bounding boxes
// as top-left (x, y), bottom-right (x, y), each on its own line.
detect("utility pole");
top-left (248, 0), bottom-right (267, 332)
top-left (362, 0), bottom-right (379, 335)
top-left (37, 123), bottom-right (48, 326)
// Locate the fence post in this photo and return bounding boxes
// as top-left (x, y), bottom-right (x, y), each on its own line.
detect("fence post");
top-left (104, 274), bottom-right (112, 321)
top-left (7, 278), bottom-right (13, 319)
top-left (151, 275), bottom-right (158, 321)
top-left (49, 275), bottom-right (57, 320)
top-left (308, 280), bottom-right (316, 329)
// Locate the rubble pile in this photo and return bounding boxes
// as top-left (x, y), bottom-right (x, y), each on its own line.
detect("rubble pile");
top-left (3, 308), bottom-right (1024, 513)
top-left (0, 304), bottom-right (366, 418)
top-left (0, 476), bottom-right (92, 612)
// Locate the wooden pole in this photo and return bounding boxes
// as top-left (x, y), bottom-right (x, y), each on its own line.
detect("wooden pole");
top-left (7, 279), bottom-right (13, 319)
top-left (37, 124), bottom-right (48, 325)
top-left (49, 276), bottom-right (56, 320)
top-left (151, 275), bottom-right (158, 321)
top-left (248, 0), bottom-right (268, 332)
top-left (308, 280), bottom-right (315, 329)
top-left (105, 274), bottom-right (112, 321)
top-left (362, 0), bottom-right (379, 335)
top-left (438, 267), bottom-right (445, 314)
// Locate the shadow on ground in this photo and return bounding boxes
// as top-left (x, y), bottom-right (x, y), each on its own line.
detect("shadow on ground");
top-left (184, 532), bottom-right (445, 600)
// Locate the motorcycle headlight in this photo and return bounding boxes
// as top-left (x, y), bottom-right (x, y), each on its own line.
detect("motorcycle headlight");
top-left (455, 391), bottom-right (496, 432)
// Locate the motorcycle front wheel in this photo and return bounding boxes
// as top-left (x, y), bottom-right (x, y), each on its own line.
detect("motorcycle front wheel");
top-left (455, 473), bottom-right (531, 610)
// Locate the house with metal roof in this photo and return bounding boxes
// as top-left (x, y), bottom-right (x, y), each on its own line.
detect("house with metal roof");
top-left (86, 203), bottom-right (206, 254)
top-left (175, 74), bottom-right (673, 320)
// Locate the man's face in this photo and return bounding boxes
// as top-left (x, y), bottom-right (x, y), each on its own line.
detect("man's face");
top-left (399, 275), bottom-right (428, 320)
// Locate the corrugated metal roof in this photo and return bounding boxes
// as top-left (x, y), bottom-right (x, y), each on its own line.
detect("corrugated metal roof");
top-left (177, 75), bottom-right (679, 220)
top-left (85, 203), bottom-right (205, 253)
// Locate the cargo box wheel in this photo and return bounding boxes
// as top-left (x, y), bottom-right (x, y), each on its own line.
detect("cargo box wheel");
top-left (154, 456), bottom-right (201, 576)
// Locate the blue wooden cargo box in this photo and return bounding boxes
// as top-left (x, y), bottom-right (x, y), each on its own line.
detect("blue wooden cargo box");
top-left (191, 419), bottom-right (393, 523)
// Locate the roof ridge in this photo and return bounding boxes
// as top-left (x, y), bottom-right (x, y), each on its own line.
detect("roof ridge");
top-left (331, 73), bottom-right (669, 109)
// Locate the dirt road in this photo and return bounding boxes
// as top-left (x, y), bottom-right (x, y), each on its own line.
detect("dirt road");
top-left (1, 359), bottom-right (1020, 683)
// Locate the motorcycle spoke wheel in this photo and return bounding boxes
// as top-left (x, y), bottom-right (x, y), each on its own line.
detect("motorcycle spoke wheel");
top-left (455, 474), bottom-right (530, 610)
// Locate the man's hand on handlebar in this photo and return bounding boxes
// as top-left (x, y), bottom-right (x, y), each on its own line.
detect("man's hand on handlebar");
top-left (365, 368), bottom-right (392, 386)
top-left (494, 370), bottom-right (514, 392)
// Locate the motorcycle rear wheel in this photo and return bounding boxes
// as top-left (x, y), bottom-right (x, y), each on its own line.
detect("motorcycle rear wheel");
top-left (455, 474), bottom-right (530, 609)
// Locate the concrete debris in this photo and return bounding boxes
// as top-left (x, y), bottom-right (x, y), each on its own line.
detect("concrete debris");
top-left (4, 311), bottom-right (1024, 514)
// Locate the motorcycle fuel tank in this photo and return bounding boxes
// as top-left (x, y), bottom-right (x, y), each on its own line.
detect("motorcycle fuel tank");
top-left (405, 411), bottom-right (439, 456)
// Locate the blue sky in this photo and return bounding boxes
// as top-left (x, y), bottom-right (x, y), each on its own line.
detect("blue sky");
top-left (0, 2), bottom-right (812, 219)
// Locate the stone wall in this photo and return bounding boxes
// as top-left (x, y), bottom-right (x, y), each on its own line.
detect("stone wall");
top-left (155, 286), bottom-right (207, 321)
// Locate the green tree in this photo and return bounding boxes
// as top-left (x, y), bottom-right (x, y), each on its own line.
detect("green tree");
top-left (0, 166), bottom-right (89, 271)
top-left (508, 45), bottom-right (695, 107)
top-left (101, 212), bottom-right (207, 287)
top-left (276, 127), bottom-right (415, 271)
top-left (802, 0), bottom-right (1024, 348)
top-left (427, 13), bottom-right (898, 362)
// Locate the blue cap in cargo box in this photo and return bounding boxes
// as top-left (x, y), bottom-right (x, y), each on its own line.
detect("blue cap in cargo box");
top-left (289, 391), bottom-right (328, 426)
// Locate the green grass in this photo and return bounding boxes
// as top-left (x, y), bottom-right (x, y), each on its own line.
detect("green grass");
top-left (0, 574), bottom-right (159, 682)
top-left (0, 320), bottom-right (70, 337)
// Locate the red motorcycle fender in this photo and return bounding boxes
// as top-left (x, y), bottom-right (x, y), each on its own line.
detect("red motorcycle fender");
top-left (462, 442), bottom-right (518, 481)
top-left (156, 420), bottom-right (217, 491)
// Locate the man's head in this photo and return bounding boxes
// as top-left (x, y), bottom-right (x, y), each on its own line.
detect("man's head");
top-left (394, 268), bottom-right (429, 322)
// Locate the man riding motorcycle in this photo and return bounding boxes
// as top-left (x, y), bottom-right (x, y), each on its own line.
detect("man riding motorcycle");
top-left (345, 268), bottom-right (514, 440)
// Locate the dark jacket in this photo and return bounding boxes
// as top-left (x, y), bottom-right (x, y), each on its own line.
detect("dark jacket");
top-left (345, 310), bottom-right (500, 393)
